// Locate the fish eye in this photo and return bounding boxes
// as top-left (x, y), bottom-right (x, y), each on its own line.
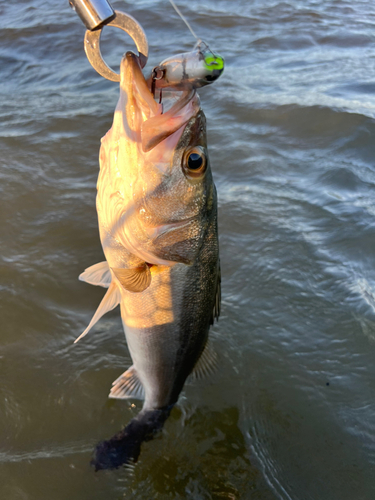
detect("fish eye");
top-left (188, 153), bottom-right (203, 170)
top-left (183, 146), bottom-right (207, 178)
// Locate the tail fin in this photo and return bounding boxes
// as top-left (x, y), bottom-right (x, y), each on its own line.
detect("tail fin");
top-left (92, 407), bottom-right (172, 471)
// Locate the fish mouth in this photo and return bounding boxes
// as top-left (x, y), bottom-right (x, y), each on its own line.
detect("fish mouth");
top-left (120, 51), bottom-right (200, 154)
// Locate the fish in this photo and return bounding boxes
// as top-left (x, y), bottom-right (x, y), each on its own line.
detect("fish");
top-left (76, 51), bottom-right (220, 470)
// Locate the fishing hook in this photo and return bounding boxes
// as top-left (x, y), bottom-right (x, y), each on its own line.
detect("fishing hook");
top-left (151, 66), bottom-right (165, 104)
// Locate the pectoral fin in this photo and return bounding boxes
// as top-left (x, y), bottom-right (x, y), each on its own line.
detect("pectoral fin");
top-left (112, 264), bottom-right (151, 293)
top-left (74, 282), bottom-right (121, 344)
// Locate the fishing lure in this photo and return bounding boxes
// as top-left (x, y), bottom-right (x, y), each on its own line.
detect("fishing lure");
top-left (149, 40), bottom-right (225, 93)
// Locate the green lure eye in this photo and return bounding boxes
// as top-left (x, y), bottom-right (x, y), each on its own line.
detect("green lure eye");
top-left (203, 53), bottom-right (224, 72)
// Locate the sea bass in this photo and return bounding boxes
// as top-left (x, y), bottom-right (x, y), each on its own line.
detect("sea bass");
top-left (77, 51), bottom-right (220, 469)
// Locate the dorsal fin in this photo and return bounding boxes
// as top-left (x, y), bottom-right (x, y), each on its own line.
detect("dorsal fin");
top-left (79, 261), bottom-right (111, 288)
top-left (74, 282), bottom-right (121, 343)
top-left (189, 339), bottom-right (218, 382)
top-left (109, 366), bottom-right (145, 400)
top-left (112, 264), bottom-right (151, 293)
top-left (211, 261), bottom-right (221, 325)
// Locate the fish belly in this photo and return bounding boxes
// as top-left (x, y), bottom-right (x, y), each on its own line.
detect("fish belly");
top-left (120, 255), bottom-right (216, 410)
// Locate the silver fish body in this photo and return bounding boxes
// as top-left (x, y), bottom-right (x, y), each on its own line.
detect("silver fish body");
top-left (77, 52), bottom-right (220, 469)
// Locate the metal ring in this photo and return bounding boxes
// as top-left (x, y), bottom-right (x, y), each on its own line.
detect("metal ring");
top-left (84, 10), bottom-right (148, 82)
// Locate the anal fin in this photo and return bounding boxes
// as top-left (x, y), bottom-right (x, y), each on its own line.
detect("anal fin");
top-left (109, 366), bottom-right (145, 400)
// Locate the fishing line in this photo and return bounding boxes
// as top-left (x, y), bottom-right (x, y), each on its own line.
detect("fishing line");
top-left (168, 0), bottom-right (200, 42)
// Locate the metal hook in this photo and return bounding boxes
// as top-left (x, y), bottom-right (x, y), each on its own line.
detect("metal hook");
top-left (151, 66), bottom-right (165, 97)
top-left (84, 11), bottom-right (149, 82)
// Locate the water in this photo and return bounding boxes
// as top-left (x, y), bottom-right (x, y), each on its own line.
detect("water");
top-left (1, 0), bottom-right (375, 498)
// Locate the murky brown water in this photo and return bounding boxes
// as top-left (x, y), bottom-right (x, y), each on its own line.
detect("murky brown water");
top-left (1, 0), bottom-right (375, 498)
